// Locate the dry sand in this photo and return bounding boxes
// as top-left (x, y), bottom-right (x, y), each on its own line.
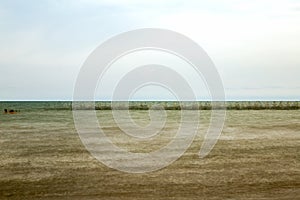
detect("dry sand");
top-left (0, 110), bottom-right (299, 199)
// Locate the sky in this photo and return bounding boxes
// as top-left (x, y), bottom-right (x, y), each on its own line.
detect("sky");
top-left (0, 0), bottom-right (300, 101)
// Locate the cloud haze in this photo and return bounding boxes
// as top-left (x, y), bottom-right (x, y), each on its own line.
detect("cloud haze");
top-left (0, 0), bottom-right (299, 100)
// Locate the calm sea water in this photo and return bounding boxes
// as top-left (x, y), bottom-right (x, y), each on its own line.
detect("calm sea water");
top-left (0, 101), bottom-right (299, 111)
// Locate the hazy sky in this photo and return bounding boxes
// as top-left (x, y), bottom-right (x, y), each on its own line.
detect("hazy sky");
top-left (1, 0), bottom-right (299, 100)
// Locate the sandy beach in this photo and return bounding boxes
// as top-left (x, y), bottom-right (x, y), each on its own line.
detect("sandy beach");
top-left (0, 109), bottom-right (299, 199)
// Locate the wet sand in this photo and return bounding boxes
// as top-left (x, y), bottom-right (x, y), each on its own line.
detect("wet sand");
top-left (0, 110), bottom-right (299, 199)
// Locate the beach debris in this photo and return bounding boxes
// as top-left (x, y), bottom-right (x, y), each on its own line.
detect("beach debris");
top-left (3, 109), bottom-right (20, 114)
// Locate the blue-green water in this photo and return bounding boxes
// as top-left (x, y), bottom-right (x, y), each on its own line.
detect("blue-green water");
top-left (0, 101), bottom-right (299, 111)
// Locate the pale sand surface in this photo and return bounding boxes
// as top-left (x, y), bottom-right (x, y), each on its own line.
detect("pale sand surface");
top-left (0, 110), bottom-right (299, 199)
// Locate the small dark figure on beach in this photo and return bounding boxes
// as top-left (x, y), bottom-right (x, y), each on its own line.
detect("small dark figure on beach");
top-left (4, 109), bottom-right (19, 114)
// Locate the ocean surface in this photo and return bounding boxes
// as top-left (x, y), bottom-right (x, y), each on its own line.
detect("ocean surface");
top-left (0, 101), bottom-right (299, 111)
